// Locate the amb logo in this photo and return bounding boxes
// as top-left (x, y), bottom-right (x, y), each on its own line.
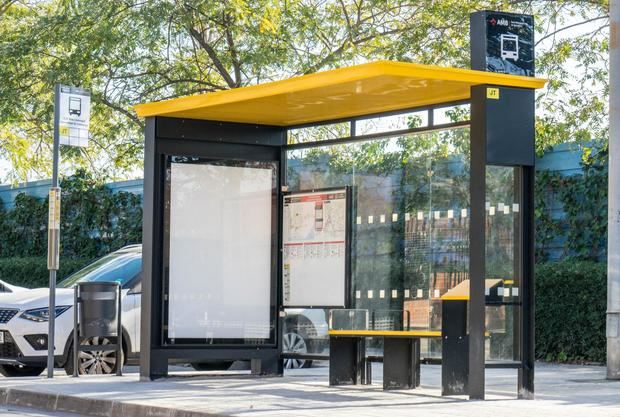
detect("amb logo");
top-left (489, 17), bottom-right (509, 26)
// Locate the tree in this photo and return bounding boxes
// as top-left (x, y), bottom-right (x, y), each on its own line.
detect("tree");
top-left (0, 0), bottom-right (611, 182)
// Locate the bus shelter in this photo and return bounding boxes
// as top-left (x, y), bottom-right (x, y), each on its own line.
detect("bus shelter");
top-left (135, 61), bottom-right (546, 400)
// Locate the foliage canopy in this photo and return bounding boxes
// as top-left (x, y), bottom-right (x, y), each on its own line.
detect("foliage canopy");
top-left (0, 0), bottom-right (610, 182)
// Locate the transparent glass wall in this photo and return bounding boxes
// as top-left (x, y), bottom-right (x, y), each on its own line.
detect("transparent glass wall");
top-left (284, 126), bottom-right (470, 360)
top-left (485, 166), bottom-right (521, 362)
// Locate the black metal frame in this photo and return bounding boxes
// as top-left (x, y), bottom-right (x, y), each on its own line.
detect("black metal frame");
top-left (469, 85), bottom-right (535, 400)
top-left (140, 117), bottom-right (286, 380)
top-left (140, 90), bottom-right (535, 401)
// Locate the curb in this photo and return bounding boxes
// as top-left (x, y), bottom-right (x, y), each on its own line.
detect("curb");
top-left (0, 387), bottom-right (225, 417)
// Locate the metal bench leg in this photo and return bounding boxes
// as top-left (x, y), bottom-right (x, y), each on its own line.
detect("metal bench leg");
top-left (383, 338), bottom-right (416, 390)
top-left (329, 337), bottom-right (364, 386)
top-left (414, 338), bottom-right (421, 387)
top-left (365, 359), bottom-right (372, 385)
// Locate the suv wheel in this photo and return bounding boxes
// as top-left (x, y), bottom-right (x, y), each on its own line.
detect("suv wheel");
top-left (0, 364), bottom-right (45, 377)
top-left (283, 331), bottom-right (312, 369)
top-left (64, 336), bottom-right (123, 375)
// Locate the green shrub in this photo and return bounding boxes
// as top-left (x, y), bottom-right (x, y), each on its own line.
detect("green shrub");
top-left (0, 257), bottom-right (92, 289)
top-left (0, 169), bottom-right (142, 260)
top-left (536, 260), bottom-right (606, 363)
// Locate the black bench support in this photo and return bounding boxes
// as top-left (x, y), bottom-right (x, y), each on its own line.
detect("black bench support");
top-left (329, 337), bottom-right (365, 385)
top-left (441, 299), bottom-right (469, 395)
top-left (383, 338), bottom-right (420, 390)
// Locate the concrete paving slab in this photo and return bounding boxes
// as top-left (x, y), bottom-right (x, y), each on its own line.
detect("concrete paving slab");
top-left (0, 363), bottom-right (616, 417)
top-left (0, 406), bottom-right (89, 417)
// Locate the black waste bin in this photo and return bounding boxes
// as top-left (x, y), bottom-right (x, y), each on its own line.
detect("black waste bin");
top-left (73, 281), bottom-right (122, 376)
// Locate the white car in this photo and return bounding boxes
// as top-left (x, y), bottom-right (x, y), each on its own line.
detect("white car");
top-left (0, 280), bottom-right (26, 293)
top-left (0, 245), bottom-right (328, 376)
top-left (0, 245), bottom-right (142, 377)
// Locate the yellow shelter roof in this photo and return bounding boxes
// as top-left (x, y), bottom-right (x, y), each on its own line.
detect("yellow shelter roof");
top-left (134, 61), bottom-right (546, 127)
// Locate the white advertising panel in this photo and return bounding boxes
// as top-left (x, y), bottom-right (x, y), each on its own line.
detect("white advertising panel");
top-left (282, 189), bottom-right (348, 307)
top-left (167, 162), bottom-right (274, 339)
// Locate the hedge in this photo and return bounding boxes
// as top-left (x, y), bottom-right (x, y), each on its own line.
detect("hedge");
top-left (0, 169), bottom-right (142, 260)
top-left (0, 257), bottom-right (92, 289)
top-left (535, 260), bottom-right (606, 363)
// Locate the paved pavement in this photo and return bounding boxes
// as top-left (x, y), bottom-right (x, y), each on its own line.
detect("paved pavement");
top-left (0, 407), bottom-right (86, 417)
top-left (0, 362), bottom-right (618, 417)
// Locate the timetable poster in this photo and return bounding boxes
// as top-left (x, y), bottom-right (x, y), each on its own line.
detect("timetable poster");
top-left (282, 189), bottom-right (348, 307)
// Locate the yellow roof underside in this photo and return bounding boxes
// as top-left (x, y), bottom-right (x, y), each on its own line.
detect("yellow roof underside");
top-left (135, 61), bottom-right (546, 126)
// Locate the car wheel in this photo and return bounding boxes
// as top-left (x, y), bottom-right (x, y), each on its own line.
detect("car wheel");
top-left (0, 364), bottom-right (45, 377)
top-left (190, 361), bottom-right (234, 371)
top-left (283, 331), bottom-right (312, 369)
top-left (64, 336), bottom-right (123, 375)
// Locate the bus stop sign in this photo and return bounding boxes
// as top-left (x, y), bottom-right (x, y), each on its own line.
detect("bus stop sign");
top-left (58, 85), bottom-right (91, 147)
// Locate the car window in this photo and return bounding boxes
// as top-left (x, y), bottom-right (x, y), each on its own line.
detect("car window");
top-left (59, 251), bottom-right (142, 289)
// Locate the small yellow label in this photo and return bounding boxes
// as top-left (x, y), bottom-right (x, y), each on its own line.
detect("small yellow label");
top-left (59, 125), bottom-right (70, 136)
top-left (487, 88), bottom-right (500, 100)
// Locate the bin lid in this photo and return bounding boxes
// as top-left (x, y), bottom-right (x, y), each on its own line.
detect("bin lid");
top-left (134, 60), bottom-right (546, 126)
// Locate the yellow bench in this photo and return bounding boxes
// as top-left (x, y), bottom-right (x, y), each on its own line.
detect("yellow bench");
top-left (329, 329), bottom-right (441, 390)
top-left (328, 330), bottom-right (441, 338)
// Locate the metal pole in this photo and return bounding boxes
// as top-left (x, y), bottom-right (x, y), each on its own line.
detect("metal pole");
top-left (47, 83), bottom-right (61, 378)
top-left (117, 284), bottom-right (123, 376)
top-left (73, 286), bottom-right (79, 377)
top-left (608, 0), bottom-right (620, 380)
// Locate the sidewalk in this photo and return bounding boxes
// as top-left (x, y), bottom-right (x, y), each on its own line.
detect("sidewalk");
top-left (0, 362), bottom-right (618, 417)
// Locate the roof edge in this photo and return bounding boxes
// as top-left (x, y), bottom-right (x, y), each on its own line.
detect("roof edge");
top-left (134, 60), bottom-right (547, 119)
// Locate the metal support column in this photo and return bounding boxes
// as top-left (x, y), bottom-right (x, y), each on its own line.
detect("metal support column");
top-left (518, 166), bottom-right (535, 398)
top-left (468, 85), bottom-right (487, 400)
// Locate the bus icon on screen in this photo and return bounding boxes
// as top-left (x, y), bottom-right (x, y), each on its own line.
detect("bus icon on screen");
top-left (69, 97), bottom-right (82, 116)
top-left (500, 34), bottom-right (519, 60)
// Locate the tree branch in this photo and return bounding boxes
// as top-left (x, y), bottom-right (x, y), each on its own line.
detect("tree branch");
top-left (188, 26), bottom-right (237, 88)
top-left (223, 13), bottom-right (242, 87)
top-left (535, 14), bottom-right (608, 46)
top-left (0, 0), bottom-right (15, 16)
top-left (96, 94), bottom-right (144, 130)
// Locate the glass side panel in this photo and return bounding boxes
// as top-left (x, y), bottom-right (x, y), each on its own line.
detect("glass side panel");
top-left (485, 165), bottom-right (521, 362)
top-left (288, 122), bottom-right (350, 144)
top-left (433, 104), bottom-right (471, 125)
top-left (328, 309), bottom-right (370, 331)
top-left (372, 310), bottom-right (411, 331)
top-left (355, 111), bottom-right (428, 135)
top-left (284, 126), bottom-right (470, 359)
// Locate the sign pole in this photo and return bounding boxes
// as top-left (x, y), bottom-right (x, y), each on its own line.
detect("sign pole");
top-left (608, 0), bottom-right (620, 380)
top-left (47, 83), bottom-right (61, 378)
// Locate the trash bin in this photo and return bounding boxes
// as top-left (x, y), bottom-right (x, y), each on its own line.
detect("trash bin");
top-left (73, 281), bottom-right (122, 376)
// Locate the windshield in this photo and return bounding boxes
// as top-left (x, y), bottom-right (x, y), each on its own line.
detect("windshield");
top-left (59, 251), bottom-right (141, 288)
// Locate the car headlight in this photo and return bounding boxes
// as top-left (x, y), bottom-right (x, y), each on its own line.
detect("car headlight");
top-left (19, 306), bottom-right (71, 322)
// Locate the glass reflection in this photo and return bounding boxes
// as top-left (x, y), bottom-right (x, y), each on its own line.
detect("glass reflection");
top-left (285, 127), bottom-right (470, 358)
